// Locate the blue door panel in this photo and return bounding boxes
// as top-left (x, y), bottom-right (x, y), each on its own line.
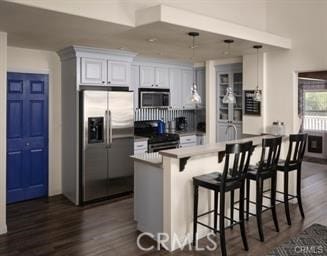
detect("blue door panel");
top-left (7, 100), bottom-right (24, 139)
top-left (7, 72), bottom-right (48, 204)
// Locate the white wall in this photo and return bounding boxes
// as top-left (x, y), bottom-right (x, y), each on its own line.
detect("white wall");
top-left (264, 1), bottom-right (327, 133)
top-left (9, 0), bottom-right (267, 30)
top-left (0, 32), bottom-right (7, 235)
top-left (7, 46), bottom-right (62, 196)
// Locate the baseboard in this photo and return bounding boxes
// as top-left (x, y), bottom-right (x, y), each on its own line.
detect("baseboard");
top-left (0, 224), bottom-right (7, 235)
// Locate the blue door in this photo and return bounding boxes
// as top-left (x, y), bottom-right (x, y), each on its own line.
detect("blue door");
top-left (7, 72), bottom-right (48, 204)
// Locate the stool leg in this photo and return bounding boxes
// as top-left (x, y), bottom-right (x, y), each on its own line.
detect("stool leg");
top-left (230, 190), bottom-right (234, 229)
top-left (192, 184), bottom-right (199, 246)
top-left (284, 171), bottom-right (292, 225)
top-left (271, 175), bottom-right (279, 232)
top-left (256, 178), bottom-right (264, 242)
top-left (296, 166), bottom-right (305, 218)
top-left (239, 185), bottom-right (249, 251)
top-left (246, 178), bottom-right (250, 221)
top-left (214, 191), bottom-right (218, 232)
top-left (219, 191), bottom-right (227, 256)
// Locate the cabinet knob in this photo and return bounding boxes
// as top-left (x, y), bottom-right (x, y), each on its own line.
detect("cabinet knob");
top-left (151, 84), bottom-right (154, 87)
top-left (102, 81), bottom-right (105, 84)
top-left (155, 84), bottom-right (159, 87)
top-left (108, 81), bottom-right (111, 84)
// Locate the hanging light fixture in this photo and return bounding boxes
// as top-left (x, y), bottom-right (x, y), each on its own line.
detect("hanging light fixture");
top-left (253, 45), bottom-right (263, 102)
top-left (222, 39), bottom-right (236, 104)
top-left (187, 32), bottom-right (201, 104)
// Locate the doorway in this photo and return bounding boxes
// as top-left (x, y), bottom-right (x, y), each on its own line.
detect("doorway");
top-left (7, 72), bottom-right (49, 204)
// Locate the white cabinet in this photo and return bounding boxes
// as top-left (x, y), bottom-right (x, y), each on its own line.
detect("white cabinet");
top-left (131, 65), bottom-right (140, 109)
top-left (80, 57), bottom-right (132, 86)
top-left (140, 65), bottom-right (169, 88)
top-left (179, 135), bottom-right (197, 148)
top-left (81, 57), bottom-right (107, 85)
top-left (140, 65), bottom-right (155, 87)
top-left (169, 68), bottom-right (182, 108)
top-left (134, 140), bottom-right (148, 155)
top-left (107, 61), bottom-right (130, 86)
top-left (197, 134), bottom-right (205, 145)
top-left (217, 122), bottom-right (242, 142)
top-left (155, 67), bottom-right (169, 88)
top-left (181, 69), bottom-right (193, 109)
top-left (195, 67), bottom-right (205, 107)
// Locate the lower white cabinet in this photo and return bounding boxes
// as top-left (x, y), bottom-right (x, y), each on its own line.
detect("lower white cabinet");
top-left (217, 122), bottom-right (242, 142)
top-left (197, 134), bottom-right (205, 145)
top-left (134, 140), bottom-right (148, 155)
top-left (179, 135), bottom-right (197, 148)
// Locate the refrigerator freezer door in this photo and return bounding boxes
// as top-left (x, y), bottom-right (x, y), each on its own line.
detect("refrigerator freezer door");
top-left (82, 90), bottom-right (108, 202)
top-left (108, 92), bottom-right (134, 196)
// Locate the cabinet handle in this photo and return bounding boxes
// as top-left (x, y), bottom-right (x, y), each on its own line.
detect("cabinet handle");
top-left (155, 84), bottom-right (159, 87)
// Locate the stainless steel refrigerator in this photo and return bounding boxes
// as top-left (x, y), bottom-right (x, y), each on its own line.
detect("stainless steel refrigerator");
top-left (80, 88), bottom-right (134, 203)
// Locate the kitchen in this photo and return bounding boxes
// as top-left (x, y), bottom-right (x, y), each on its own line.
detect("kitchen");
top-left (0, 1), bottom-right (327, 256)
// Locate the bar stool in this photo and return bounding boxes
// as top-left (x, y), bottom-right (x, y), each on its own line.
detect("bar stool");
top-left (276, 133), bottom-right (307, 225)
top-left (192, 141), bottom-right (253, 256)
top-left (245, 136), bottom-right (282, 242)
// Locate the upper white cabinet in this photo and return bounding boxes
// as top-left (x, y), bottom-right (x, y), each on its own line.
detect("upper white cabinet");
top-left (107, 61), bottom-right (131, 86)
top-left (81, 57), bottom-right (107, 85)
top-left (181, 69), bottom-right (194, 109)
top-left (140, 65), bottom-right (169, 88)
top-left (140, 66), bottom-right (155, 87)
top-left (169, 68), bottom-right (182, 108)
top-left (155, 67), bottom-right (169, 88)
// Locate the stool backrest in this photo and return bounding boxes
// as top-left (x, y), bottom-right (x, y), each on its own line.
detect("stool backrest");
top-left (258, 136), bottom-right (282, 173)
top-left (222, 141), bottom-right (253, 184)
top-left (285, 133), bottom-right (308, 165)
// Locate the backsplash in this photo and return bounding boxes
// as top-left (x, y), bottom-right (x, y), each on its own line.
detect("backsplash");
top-left (134, 108), bottom-right (205, 131)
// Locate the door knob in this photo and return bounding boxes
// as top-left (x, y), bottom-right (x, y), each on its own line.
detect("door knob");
top-left (26, 142), bottom-right (30, 146)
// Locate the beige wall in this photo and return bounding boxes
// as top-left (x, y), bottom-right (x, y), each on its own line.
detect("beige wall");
top-left (8, 0), bottom-right (267, 30)
top-left (7, 46), bottom-right (62, 196)
top-left (0, 32), bottom-right (7, 235)
top-left (264, 1), bottom-right (327, 133)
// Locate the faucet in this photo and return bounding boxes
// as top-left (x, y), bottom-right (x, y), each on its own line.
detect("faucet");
top-left (225, 121), bottom-right (238, 140)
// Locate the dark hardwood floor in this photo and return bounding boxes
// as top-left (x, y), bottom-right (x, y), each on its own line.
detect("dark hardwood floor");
top-left (1, 161), bottom-right (327, 256)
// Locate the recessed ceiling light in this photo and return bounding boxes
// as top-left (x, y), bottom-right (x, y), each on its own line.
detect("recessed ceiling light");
top-left (147, 38), bottom-right (158, 43)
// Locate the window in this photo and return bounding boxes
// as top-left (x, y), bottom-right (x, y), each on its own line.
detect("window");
top-left (303, 91), bottom-right (327, 131)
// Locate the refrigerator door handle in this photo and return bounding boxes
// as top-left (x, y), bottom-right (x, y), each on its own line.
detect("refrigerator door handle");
top-left (105, 110), bottom-right (110, 145)
top-left (108, 110), bottom-right (113, 145)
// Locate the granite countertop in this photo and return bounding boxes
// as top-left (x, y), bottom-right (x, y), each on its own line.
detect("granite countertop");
top-left (159, 135), bottom-right (286, 159)
top-left (130, 152), bottom-right (162, 167)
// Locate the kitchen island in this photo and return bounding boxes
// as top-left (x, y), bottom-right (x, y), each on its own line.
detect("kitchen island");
top-left (131, 135), bottom-right (294, 251)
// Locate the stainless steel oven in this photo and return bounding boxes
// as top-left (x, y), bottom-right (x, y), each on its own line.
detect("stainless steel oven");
top-left (148, 140), bottom-right (179, 152)
top-left (139, 88), bottom-right (170, 108)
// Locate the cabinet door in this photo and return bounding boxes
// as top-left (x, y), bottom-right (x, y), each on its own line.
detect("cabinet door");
top-left (107, 61), bottom-right (130, 86)
top-left (169, 68), bottom-right (182, 108)
top-left (81, 57), bottom-right (107, 85)
top-left (155, 67), bottom-right (169, 88)
top-left (131, 65), bottom-right (140, 109)
top-left (195, 68), bottom-right (205, 106)
top-left (181, 69), bottom-right (194, 109)
top-left (140, 65), bottom-right (155, 87)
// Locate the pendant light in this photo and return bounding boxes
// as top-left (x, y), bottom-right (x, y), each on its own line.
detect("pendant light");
top-left (253, 45), bottom-right (262, 102)
top-left (188, 32), bottom-right (201, 104)
top-left (222, 39), bottom-right (236, 104)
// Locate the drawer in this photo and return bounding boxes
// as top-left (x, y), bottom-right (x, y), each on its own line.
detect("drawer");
top-left (179, 142), bottom-right (197, 148)
top-left (179, 135), bottom-right (196, 144)
top-left (134, 141), bottom-right (148, 151)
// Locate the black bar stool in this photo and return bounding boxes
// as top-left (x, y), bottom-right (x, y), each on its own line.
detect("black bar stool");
top-left (276, 133), bottom-right (307, 225)
top-left (245, 136), bottom-right (282, 242)
top-left (192, 141), bottom-right (253, 256)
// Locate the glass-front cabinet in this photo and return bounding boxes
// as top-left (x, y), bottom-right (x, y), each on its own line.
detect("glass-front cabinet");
top-left (216, 63), bottom-right (243, 142)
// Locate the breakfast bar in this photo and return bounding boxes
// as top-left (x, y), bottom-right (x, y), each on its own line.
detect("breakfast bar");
top-left (131, 135), bottom-right (296, 251)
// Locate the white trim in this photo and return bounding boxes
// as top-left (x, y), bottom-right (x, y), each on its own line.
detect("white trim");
top-left (0, 224), bottom-right (7, 234)
top-left (7, 68), bottom-right (50, 74)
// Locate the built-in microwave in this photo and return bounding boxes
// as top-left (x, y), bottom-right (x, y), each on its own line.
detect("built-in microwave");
top-left (139, 88), bottom-right (170, 108)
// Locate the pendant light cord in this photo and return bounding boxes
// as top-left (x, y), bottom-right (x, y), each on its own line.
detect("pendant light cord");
top-left (256, 47), bottom-right (259, 89)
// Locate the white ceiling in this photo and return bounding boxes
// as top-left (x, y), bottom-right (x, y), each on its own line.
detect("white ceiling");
top-left (0, 1), bottom-right (289, 62)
